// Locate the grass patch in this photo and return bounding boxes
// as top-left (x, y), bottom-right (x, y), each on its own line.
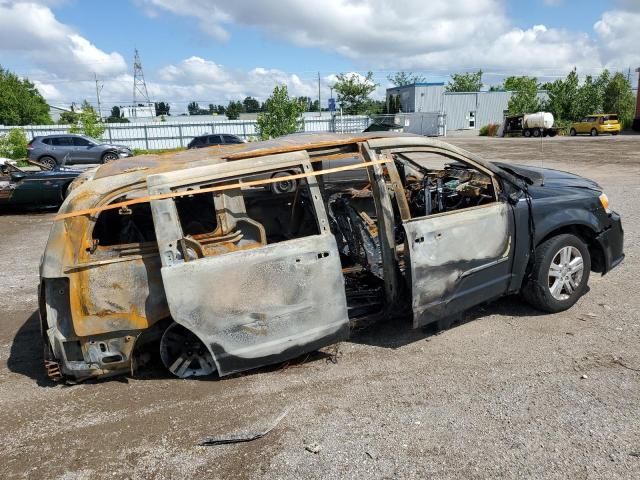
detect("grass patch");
top-left (132, 147), bottom-right (186, 156)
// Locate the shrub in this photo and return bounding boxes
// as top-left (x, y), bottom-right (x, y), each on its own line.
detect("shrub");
top-left (553, 119), bottom-right (572, 136)
top-left (479, 123), bottom-right (499, 137)
top-left (0, 128), bottom-right (28, 159)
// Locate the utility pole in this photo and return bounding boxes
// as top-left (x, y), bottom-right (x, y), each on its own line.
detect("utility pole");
top-left (94, 73), bottom-right (103, 121)
top-left (318, 72), bottom-right (321, 117)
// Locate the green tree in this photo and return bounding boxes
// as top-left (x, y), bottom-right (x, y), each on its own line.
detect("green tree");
top-left (366, 100), bottom-right (387, 115)
top-left (603, 72), bottom-right (635, 128)
top-left (243, 96), bottom-right (261, 113)
top-left (446, 70), bottom-right (483, 92)
top-left (256, 85), bottom-right (305, 140)
top-left (187, 101), bottom-right (209, 115)
top-left (504, 76), bottom-right (541, 115)
top-left (0, 66), bottom-right (52, 125)
top-left (333, 71), bottom-right (378, 115)
top-left (543, 69), bottom-right (580, 121)
top-left (573, 73), bottom-right (608, 119)
top-left (68, 100), bottom-right (105, 139)
top-left (0, 128), bottom-right (28, 159)
top-left (105, 106), bottom-right (129, 123)
top-left (58, 109), bottom-right (80, 125)
top-left (387, 71), bottom-right (426, 86)
top-left (155, 101), bottom-right (170, 116)
top-left (226, 100), bottom-right (243, 120)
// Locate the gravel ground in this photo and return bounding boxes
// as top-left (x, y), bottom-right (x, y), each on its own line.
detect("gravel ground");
top-left (0, 135), bottom-right (638, 479)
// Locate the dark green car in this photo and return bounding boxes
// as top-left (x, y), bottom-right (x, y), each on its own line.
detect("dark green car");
top-left (0, 161), bottom-right (81, 207)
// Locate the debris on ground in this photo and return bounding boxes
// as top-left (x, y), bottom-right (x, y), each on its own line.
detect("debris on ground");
top-left (200, 408), bottom-right (290, 446)
top-left (304, 442), bottom-right (321, 454)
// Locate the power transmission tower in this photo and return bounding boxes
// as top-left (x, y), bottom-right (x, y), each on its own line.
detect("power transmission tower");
top-left (132, 48), bottom-right (151, 110)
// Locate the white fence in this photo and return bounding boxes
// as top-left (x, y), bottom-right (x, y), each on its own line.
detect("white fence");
top-left (0, 115), bottom-right (372, 151)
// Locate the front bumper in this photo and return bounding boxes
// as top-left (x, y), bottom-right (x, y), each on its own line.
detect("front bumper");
top-left (596, 211), bottom-right (624, 273)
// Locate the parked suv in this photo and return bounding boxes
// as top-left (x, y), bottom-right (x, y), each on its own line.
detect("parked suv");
top-left (27, 134), bottom-right (133, 169)
top-left (570, 114), bottom-right (621, 136)
top-left (187, 133), bottom-right (245, 149)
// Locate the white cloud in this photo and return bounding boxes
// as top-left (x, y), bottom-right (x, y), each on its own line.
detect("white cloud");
top-left (0, 1), bottom-right (126, 76)
top-left (594, 9), bottom-right (640, 69)
top-left (3, 0), bottom-right (638, 117)
top-left (138, 0), bottom-right (638, 76)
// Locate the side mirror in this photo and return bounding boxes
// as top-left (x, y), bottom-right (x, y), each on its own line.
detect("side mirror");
top-left (507, 191), bottom-right (521, 205)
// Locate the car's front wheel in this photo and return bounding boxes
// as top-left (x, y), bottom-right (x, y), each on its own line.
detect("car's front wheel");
top-left (590, 128), bottom-right (598, 136)
top-left (521, 233), bottom-right (591, 313)
top-left (102, 151), bottom-right (119, 163)
top-left (570, 128), bottom-right (577, 136)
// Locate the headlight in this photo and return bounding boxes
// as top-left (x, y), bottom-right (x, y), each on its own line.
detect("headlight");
top-left (599, 193), bottom-right (610, 214)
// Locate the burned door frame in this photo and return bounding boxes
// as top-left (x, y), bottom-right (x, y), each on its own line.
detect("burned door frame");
top-left (365, 138), bottom-right (514, 327)
top-left (146, 151), bottom-right (350, 376)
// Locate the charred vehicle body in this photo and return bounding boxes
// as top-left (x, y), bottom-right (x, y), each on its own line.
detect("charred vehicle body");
top-left (39, 134), bottom-right (624, 381)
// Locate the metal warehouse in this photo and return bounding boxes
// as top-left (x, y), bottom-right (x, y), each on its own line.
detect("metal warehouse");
top-left (386, 83), bottom-right (548, 131)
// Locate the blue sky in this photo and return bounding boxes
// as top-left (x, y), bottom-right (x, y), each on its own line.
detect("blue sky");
top-left (0, 0), bottom-right (637, 112)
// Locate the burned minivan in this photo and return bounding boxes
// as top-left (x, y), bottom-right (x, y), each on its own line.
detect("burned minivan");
top-left (39, 134), bottom-right (624, 381)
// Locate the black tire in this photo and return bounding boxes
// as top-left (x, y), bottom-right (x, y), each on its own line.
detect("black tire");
top-left (39, 156), bottom-right (57, 170)
top-left (521, 234), bottom-right (591, 313)
top-left (533, 129), bottom-right (541, 138)
top-left (102, 151), bottom-right (119, 163)
top-left (523, 129), bottom-right (532, 138)
top-left (570, 128), bottom-right (577, 136)
top-left (270, 171), bottom-right (298, 194)
top-left (590, 128), bottom-right (598, 136)
top-left (612, 132), bottom-right (619, 136)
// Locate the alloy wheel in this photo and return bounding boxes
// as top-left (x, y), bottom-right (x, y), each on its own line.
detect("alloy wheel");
top-left (103, 152), bottom-right (119, 162)
top-left (548, 246), bottom-right (584, 301)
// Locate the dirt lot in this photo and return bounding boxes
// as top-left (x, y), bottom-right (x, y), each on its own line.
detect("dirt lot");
top-left (1, 135), bottom-right (639, 479)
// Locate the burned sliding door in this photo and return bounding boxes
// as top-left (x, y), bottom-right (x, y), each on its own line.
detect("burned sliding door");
top-left (147, 152), bottom-right (349, 376)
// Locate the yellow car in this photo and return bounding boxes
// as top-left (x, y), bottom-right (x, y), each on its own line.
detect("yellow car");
top-left (570, 114), bottom-right (621, 136)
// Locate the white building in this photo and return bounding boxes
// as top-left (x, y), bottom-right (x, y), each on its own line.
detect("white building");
top-left (386, 83), bottom-right (549, 130)
top-left (120, 103), bottom-right (155, 120)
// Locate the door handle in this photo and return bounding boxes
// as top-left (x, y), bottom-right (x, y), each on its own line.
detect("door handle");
top-left (415, 236), bottom-right (425, 244)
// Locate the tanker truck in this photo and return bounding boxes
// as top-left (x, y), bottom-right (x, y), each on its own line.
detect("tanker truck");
top-left (500, 112), bottom-right (562, 137)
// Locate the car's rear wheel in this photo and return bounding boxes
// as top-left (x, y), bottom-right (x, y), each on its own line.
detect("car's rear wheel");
top-left (570, 128), bottom-right (577, 136)
top-left (612, 132), bottom-right (619, 136)
top-left (521, 234), bottom-right (591, 313)
top-left (590, 128), bottom-right (598, 136)
top-left (159, 322), bottom-right (216, 378)
top-left (39, 156), bottom-right (57, 170)
top-left (102, 151), bottom-right (119, 163)
top-left (533, 129), bottom-right (541, 138)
